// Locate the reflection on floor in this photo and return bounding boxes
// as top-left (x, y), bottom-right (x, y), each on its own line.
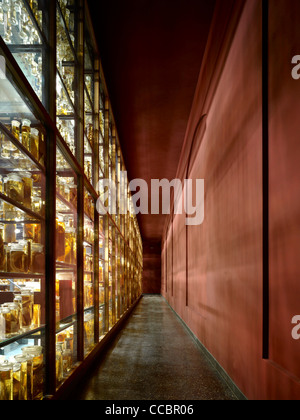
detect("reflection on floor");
top-left (71, 295), bottom-right (238, 400)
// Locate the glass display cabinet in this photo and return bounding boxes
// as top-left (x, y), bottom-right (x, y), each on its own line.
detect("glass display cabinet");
top-left (0, 0), bottom-right (143, 400)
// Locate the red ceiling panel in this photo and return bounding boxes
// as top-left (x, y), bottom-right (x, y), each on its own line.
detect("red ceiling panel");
top-left (88, 0), bottom-right (216, 241)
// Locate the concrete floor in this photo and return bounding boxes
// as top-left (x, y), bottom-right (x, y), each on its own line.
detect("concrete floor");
top-left (71, 295), bottom-right (238, 400)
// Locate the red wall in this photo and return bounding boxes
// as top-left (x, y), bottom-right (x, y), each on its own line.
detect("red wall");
top-left (162, 0), bottom-right (300, 400)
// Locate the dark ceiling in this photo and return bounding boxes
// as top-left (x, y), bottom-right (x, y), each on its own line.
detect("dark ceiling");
top-left (87, 0), bottom-right (216, 243)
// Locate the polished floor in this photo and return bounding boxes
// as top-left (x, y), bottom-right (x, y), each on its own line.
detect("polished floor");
top-left (71, 295), bottom-right (238, 400)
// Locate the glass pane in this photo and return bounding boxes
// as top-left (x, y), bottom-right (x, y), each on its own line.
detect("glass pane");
top-left (0, 68), bottom-right (46, 400)
top-left (84, 189), bottom-right (95, 355)
top-left (99, 215), bottom-right (105, 340)
top-left (57, 0), bottom-right (75, 48)
top-left (57, 117), bottom-right (75, 156)
top-left (56, 73), bottom-right (74, 117)
top-left (84, 44), bottom-right (94, 186)
top-left (56, 147), bottom-right (77, 387)
top-left (0, 0), bottom-right (45, 102)
top-left (108, 222), bottom-right (113, 329)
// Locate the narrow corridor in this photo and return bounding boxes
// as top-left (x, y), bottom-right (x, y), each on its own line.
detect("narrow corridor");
top-left (71, 296), bottom-right (238, 400)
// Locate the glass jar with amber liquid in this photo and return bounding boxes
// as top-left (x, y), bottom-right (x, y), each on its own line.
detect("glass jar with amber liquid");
top-left (8, 242), bottom-right (28, 274)
top-left (21, 172), bottom-right (33, 209)
top-left (56, 217), bottom-right (66, 262)
top-left (62, 349), bottom-right (73, 376)
top-left (21, 346), bottom-right (43, 400)
top-left (3, 201), bottom-right (17, 221)
top-left (16, 353), bottom-right (33, 400)
top-left (14, 355), bottom-right (28, 401)
top-left (56, 343), bottom-right (64, 385)
top-left (0, 361), bottom-right (13, 400)
top-left (21, 119), bottom-right (31, 152)
top-left (11, 120), bottom-right (21, 141)
top-left (65, 226), bottom-right (75, 264)
top-left (0, 308), bottom-right (5, 340)
top-left (87, 123), bottom-right (94, 145)
top-left (21, 289), bottom-right (34, 331)
top-left (4, 223), bottom-right (16, 244)
top-left (0, 129), bottom-right (16, 159)
top-left (6, 303), bottom-right (20, 337)
top-left (1, 307), bottom-right (11, 338)
top-left (13, 295), bottom-right (23, 330)
top-left (0, 223), bottom-right (6, 272)
top-left (30, 128), bottom-right (39, 161)
top-left (31, 244), bottom-right (44, 273)
top-left (32, 304), bottom-right (41, 328)
top-left (12, 363), bottom-right (22, 400)
top-left (4, 173), bottom-right (24, 205)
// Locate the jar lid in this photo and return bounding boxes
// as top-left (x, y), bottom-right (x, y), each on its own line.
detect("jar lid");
top-left (21, 119), bottom-right (31, 126)
top-left (22, 346), bottom-right (43, 356)
top-left (0, 361), bottom-right (13, 371)
top-left (32, 243), bottom-right (44, 249)
top-left (31, 128), bottom-right (39, 136)
top-left (7, 172), bottom-right (22, 181)
top-left (15, 353), bottom-right (33, 362)
top-left (13, 362), bottom-right (21, 372)
top-left (14, 354), bottom-right (29, 363)
top-left (6, 303), bottom-right (18, 309)
top-left (11, 120), bottom-right (20, 127)
top-left (20, 172), bottom-right (32, 178)
top-left (0, 307), bottom-right (10, 314)
top-left (10, 243), bottom-right (26, 251)
top-left (21, 289), bottom-right (33, 295)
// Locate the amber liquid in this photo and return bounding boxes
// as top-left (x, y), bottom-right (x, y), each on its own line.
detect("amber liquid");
top-left (64, 231), bottom-right (75, 264)
top-left (12, 124), bottom-right (20, 141)
top-left (32, 250), bottom-right (44, 273)
top-left (56, 220), bottom-right (66, 262)
top-left (63, 351), bottom-right (73, 375)
top-left (22, 177), bottom-right (32, 209)
top-left (13, 362), bottom-right (28, 401)
top-left (0, 370), bottom-right (13, 401)
top-left (32, 304), bottom-right (41, 328)
top-left (25, 360), bottom-right (33, 400)
top-left (32, 355), bottom-right (43, 400)
top-left (24, 224), bottom-right (42, 244)
top-left (3, 203), bottom-right (16, 221)
top-left (21, 295), bottom-right (33, 329)
top-left (30, 135), bottom-right (39, 160)
top-left (21, 127), bottom-right (31, 151)
top-left (0, 231), bottom-right (5, 271)
top-left (56, 352), bottom-right (63, 385)
top-left (8, 251), bottom-right (28, 274)
top-left (4, 224), bottom-right (16, 244)
top-left (13, 368), bottom-right (22, 400)
top-left (9, 308), bottom-right (20, 336)
top-left (5, 179), bottom-right (24, 204)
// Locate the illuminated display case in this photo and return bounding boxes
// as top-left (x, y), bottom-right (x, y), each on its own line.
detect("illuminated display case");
top-left (0, 0), bottom-right (143, 400)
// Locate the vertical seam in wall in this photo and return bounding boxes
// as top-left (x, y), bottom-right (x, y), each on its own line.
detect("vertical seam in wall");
top-left (262, 0), bottom-right (270, 360)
